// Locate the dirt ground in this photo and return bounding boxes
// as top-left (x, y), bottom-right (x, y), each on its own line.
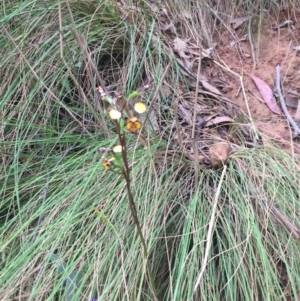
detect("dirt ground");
top-left (216, 9), bottom-right (300, 154)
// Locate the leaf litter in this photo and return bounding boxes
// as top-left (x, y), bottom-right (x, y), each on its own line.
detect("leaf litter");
top-left (151, 4), bottom-right (300, 165)
top-left (250, 75), bottom-right (282, 114)
top-left (217, 9), bottom-right (300, 153)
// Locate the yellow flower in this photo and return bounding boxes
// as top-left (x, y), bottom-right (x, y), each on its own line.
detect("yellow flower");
top-left (127, 117), bottom-right (142, 133)
top-left (134, 102), bottom-right (147, 114)
top-left (103, 157), bottom-right (115, 169)
top-left (113, 145), bottom-right (122, 153)
top-left (109, 109), bottom-right (121, 120)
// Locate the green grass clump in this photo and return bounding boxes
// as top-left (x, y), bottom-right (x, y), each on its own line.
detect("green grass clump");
top-left (1, 0), bottom-right (300, 300)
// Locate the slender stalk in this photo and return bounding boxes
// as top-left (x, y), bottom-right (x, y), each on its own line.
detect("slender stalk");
top-left (117, 127), bottom-right (158, 300)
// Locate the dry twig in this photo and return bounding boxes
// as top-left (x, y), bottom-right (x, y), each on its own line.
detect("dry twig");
top-left (193, 165), bottom-right (227, 295)
top-left (275, 65), bottom-right (300, 138)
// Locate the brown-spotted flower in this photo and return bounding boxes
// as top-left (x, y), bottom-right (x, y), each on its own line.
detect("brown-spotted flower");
top-left (103, 157), bottom-right (115, 169)
top-left (127, 117), bottom-right (142, 133)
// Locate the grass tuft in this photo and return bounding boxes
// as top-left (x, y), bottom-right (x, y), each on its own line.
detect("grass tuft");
top-left (1, 0), bottom-right (300, 300)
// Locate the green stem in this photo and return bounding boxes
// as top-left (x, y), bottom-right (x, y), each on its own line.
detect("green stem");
top-left (117, 128), bottom-right (158, 300)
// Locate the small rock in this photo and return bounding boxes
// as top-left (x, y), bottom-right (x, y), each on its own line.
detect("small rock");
top-left (209, 142), bottom-right (231, 168)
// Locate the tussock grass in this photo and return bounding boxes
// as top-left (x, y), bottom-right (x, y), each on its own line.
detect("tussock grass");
top-left (1, 0), bottom-right (300, 300)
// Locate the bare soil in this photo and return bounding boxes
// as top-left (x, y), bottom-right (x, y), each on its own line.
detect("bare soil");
top-left (217, 9), bottom-right (300, 154)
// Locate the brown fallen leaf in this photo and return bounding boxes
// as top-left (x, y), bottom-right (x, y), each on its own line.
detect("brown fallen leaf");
top-left (206, 116), bottom-right (233, 127)
top-left (209, 142), bottom-right (231, 168)
top-left (201, 80), bottom-right (222, 95)
top-left (251, 74), bottom-right (282, 114)
top-left (272, 20), bottom-right (293, 30)
top-left (173, 38), bottom-right (197, 72)
top-left (210, 77), bottom-right (233, 93)
top-left (173, 37), bottom-right (189, 59)
top-left (176, 57), bottom-right (197, 75)
top-left (230, 16), bottom-right (251, 29)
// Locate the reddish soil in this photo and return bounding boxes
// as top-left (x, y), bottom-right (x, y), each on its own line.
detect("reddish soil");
top-left (216, 9), bottom-right (300, 154)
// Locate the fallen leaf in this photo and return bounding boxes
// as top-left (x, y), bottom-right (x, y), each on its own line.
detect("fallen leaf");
top-left (173, 37), bottom-right (189, 59)
top-left (209, 142), bottom-right (231, 168)
top-left (272, 20), bottom-right (293, 30)
top-left (232, 19), bottom-right (244, 29)
top-left (206, 116), bottom-right (233, 127)
top-left (250, 74), bottom-right (282, 114)
top-left (201, 80), bottom-right (222, 95)
top-left (240, 34), bottom-right (248, 41)
top-left (178, 104), bottom-right (192, 124)
top-left (210, 77), bottom-right (232, 93)
top-left (230, 16), bottom-right (251, 29)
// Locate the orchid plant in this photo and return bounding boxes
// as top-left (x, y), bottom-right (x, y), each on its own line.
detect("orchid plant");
top-left (96, 82), bottom-right (157, 299)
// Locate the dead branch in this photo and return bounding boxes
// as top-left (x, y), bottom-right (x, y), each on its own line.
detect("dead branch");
top-left (275, 65), bottom-right (300, 138)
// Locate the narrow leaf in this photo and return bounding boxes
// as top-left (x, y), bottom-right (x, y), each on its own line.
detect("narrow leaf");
top-left (201, 80), bottom-right (222, 95)
top-left (206, 116), bottom-right (233, 127)
top-left (251, 75), bottom-right (281, 114)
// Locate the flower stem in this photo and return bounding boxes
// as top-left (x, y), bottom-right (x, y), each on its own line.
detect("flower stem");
top-left (118, 129), bottom-right (158, 300)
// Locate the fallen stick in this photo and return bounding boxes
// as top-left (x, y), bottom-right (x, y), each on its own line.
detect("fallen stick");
top-left (275, 65), bottom-right (300, 138)
top-left (193, 165), bottom-right (227, 295)
top-left (264, 198), bottom-right (300, 240)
